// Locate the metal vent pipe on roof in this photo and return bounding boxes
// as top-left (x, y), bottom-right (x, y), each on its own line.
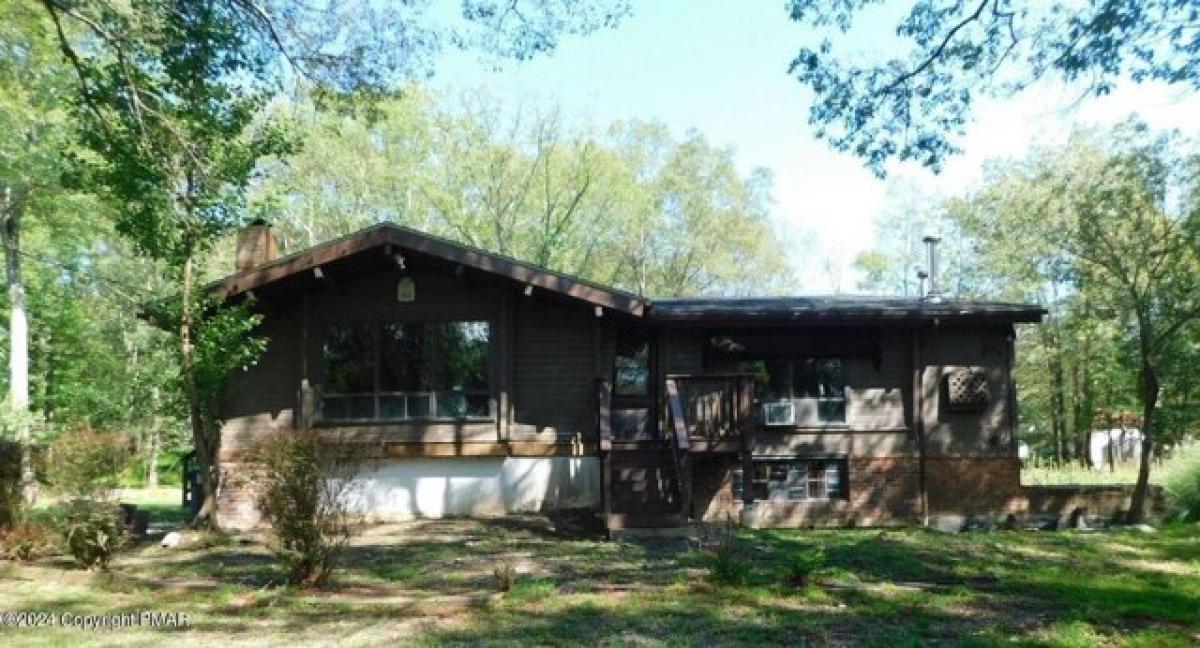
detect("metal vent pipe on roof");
top-left (921, 236), bottom-right (943, 303)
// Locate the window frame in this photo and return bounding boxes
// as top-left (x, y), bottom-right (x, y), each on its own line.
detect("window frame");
top-left (733, 457), bottom-right (849, 502)
top-left (317, 318), bottom-right (495, 424)
top-left (743, 357), bottom-right (848, 426)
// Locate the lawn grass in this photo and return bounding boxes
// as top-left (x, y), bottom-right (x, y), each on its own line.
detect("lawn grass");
top-left (1, 509), bottom-right (1197, 647)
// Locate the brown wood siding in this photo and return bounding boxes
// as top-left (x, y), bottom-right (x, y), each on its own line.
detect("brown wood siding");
top-left (221, 300), bottom-right (302, 457)
top-left (511, 298), bottom-right (599, 441)
top-left (920, 325), bottom-right (1013, 457)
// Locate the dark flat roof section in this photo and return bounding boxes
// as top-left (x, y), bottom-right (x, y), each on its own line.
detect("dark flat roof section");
top-left (646, 297), bottom-right (1045, 323)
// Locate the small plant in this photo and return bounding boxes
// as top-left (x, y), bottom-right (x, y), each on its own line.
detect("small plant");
top-left (49, 428), bottom-right (131, 499)
top-left (494, 561), bottom-right (517, 592)
top-left (1164, 450), bottom-right (1200, 521)
top-left (708, 519), bottom-right (751, 586)
top-left (254, 430), bottom-right (365, 587)
top-left (1, 521), bottom-right (56, 561)
top-left (61, 500), bottom-right (126, 570)
top-left (780, 547), bottom-right (826, 589)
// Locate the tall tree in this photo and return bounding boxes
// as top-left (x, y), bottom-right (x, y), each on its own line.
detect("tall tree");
top-left (0, 2), bottom-right (76, 504)
top-left (786, 0), bottom-right (1200, 173)
top-left (1066, 125), bottom-right (1200, 521)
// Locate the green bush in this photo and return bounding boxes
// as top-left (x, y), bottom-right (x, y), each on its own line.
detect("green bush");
top-left (1, 521), bottom-right (56, 561)
top-left (780, 548), bottom-right (826, 589)
top-left (0, 441), bottom-right (21, 528)
top-left (254, 431), bottom-right (364, 587)
top-left (61, 500), bottom-right (126, 570)
top-left (1164, 450), bottom-right (1200, 521)
top-left (49, 428), bottom-right (131, 498)
top-left (708, 521), bottom-right (751, 586)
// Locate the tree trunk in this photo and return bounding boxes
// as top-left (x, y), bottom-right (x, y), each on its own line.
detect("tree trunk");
top-left (179, 252), bottom-right (220, 528)
top-left (1, 184), bottom-right (35, 505)
top-left (1126, 357), bottom-right (1159, 524)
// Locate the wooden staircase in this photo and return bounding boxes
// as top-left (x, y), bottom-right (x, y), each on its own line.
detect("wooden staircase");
top-left (596, 375), bottom-right (754, 534)
top-left (606, 444), bottom-right (686, 529)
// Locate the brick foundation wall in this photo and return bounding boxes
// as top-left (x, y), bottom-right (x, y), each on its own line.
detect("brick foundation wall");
top-left (925, 456), bottom-right (1024, 515)
top-left (693, 455), bottom-right (1028, 528)
top-left (215, 462), bottom-right (266, 531)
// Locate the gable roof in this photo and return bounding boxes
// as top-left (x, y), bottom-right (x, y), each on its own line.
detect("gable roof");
top-left (213, 222), bottom-right (648, 316)
top-left (214, 222), bottom-right (1044, 324)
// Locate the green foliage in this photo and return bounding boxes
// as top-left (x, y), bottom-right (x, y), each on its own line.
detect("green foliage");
top-left (0, 520), bottom-right (57, 561)
top-left (786, 1), bottom-right (1200, 172)
top-left (49, 428), bottom-right (132, 499)
top-left (1164, 449), bottom-right (1200, 521)
top-left (0, 441), bottom-right (21, 528)
top-left (708, 521), bottom-right (752, 586)
top-left (257, 89), bottom-right (793, 298)
top-left (60, 500), bottom-right (125, 570)
top-left (254, 431), bottom-right (364, 587)
top-left (780, 547), bottom-right (826, 590)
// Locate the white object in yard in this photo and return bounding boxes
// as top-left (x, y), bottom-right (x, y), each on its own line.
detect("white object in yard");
top-left (1017, 441), bottom-right (1030, 462)
top-left (1088, 428), bottom-right (1142, 469)
top-left (161, 531), bottom-right (182, 548)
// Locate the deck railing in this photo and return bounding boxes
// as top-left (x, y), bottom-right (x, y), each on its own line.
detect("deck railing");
top-left (668, 374), bottom-right (756, 443)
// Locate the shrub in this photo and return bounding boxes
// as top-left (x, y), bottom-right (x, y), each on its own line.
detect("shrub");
top-left (1, 521), bottom-right (56, 561)
top-left (708, 520), bottom-right (751, 586)
top-left (780, 548), bottom-right (826, 589)
top-left (1164, 450), bottom-right (1200, 521)
top-left (494, 561), bottom-right (517, 592)
top-left (49, 428), bottom-right (132, 499)
top-left (254, 431), bottom-right (364, 587)
top-left (0, 440), bottom-right (21, 528)
top-left (61, 500), bottom-right (126, 570)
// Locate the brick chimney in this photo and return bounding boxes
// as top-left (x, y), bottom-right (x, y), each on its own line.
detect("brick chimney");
top-left (235, 221), bottom-right (278, 272)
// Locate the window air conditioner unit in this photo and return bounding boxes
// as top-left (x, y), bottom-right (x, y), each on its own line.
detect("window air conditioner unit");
top-left (762, 401), bottom-right (796, 426)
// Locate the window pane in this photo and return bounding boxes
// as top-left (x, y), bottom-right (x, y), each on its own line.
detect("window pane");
top-left (614, 332), bottom-right (650, 396)
top-left (465, 393), bottom-right (490, 417)
top-left (794, 358), bottom-right (844, 398)
top-left (322, 394), bottom-right (374, 420)
top-left (323, 324), bottom-right (375, 393)
top-left (380, 322), bottom-right (425, 391)
top-left (818, 399), bottom-right (846, 423)
top-left (429, 322), bottom-right (490, 391)
top-left (379, 395), bottom-right (407, 419)
top-left (825, 461), bottom-right (846, 498)
top-left (407, 393), bottom-right (432, 418)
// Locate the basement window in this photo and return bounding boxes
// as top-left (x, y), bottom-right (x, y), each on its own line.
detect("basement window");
top-left (320, 320), bottom-right (491, 422)
top-left (732, 459), bottom-right (848, 501)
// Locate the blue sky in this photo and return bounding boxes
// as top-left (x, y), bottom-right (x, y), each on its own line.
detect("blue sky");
top-left (430, 1), bottom-right (1200, 292)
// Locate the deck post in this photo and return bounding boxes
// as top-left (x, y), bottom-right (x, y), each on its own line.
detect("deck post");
top-left (596, 378), bottom-right (613, 536)
top-left (737, 376), bottom-right (755, 516)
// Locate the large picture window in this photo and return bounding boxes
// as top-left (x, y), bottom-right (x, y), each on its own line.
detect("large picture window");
top-left (733, 459), bottom-right (848, 501)
top-left (741, 357), bottom-right (846, 424)
top-left (321, 320), bottom-right (491, 421)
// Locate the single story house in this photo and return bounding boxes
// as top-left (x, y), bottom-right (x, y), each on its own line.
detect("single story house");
top-left (212, 222), bottom-right (1049, 532)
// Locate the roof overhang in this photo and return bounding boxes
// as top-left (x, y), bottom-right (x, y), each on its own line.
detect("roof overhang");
top-left (210, 223), bottom-right (648, 316)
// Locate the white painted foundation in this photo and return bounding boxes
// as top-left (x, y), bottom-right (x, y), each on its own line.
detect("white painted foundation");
top-left (342, 456), bottom-right (601, 520)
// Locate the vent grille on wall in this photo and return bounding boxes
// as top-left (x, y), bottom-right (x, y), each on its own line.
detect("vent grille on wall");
top-left (945, 368), bottom-right (990, 411)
